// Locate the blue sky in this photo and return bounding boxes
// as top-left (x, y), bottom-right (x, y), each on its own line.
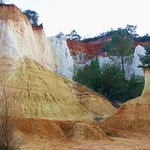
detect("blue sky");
top-left (6, 0), bottom-right (150, 37)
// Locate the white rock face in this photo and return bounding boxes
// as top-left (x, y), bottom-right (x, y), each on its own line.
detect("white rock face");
top-left (98, 56), bottom-right (110, 67)
top-left (131, 45), bottom-right (145, 76)
top-left (0, 5), bottom-right (57, 72)
top-left (49, 35), bottom-right (74, 79)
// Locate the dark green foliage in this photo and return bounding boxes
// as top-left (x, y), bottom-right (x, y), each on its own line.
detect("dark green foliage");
top-left (73, 58), bottom-right (100, 91)
top-left (138, 45), bottom-right (150, 68)
top-left (98, 64), bottom-right (127, 102)
top-left (0, 146), bottom-right (15, 150)
top-left (23, 9), bottom-right (39, 26)
top-left (73, 58), bottom-right (144, 105)
top-left (126, 74), bottom-right (144, 99)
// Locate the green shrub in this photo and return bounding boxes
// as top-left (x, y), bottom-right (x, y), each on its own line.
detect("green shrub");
top-left (73, 58), bottom-right (144, 105)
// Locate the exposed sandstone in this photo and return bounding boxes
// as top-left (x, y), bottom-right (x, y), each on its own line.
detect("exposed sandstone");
top-left (0, 4), bottom-right (116, 134)
top-left (2, 4), bottom-right (149, 149)
top-left (49, 35), bottom-right (74, 79)
top-left (72, 83), bottom-right (115, 118)
top-left (67, 39), bottom-right (105, 62)
top-left (1, 57), bottom-right (115, 120)
top-left (0, 4), bottom-right (28, 22)
top-left (0, 4), bottom-right (57, 73)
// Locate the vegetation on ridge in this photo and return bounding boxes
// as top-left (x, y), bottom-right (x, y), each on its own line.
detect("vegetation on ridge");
top-left (66, 24), bottom-right (150, 43)
top-left (23, 9), bottom-right (39, 26)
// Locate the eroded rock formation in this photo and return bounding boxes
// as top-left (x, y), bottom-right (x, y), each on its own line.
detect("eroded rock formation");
top-left (49, 35), bottom-right (74, 79)
top-left (67, 39), bottom-right (105, 63)
top-left (2, 57), bottom-right (115, 120)
top-left (0, 4), bottom-right (57, 73)
top-left (0, 4), bottom-right (116, 146)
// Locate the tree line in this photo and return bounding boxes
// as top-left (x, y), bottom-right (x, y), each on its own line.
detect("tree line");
top-left (73, 27), bottom-right (148, 106)
top-left (66, 25), bottom-right (150, 43)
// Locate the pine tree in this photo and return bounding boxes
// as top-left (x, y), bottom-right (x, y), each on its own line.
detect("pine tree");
top-left (23, 9), bottom-right (39, 26)
top-left (103, 28), bottom-right (134, 73)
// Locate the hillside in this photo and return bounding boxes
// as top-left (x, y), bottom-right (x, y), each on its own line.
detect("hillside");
top-left (0, 4), bottom-right (117, 149)
top-left (98, 58), bottom-right (150, 139)
top-left (0, 3), bottom-right (150, 150)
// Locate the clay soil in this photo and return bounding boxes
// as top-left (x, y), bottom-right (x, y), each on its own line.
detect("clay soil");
top-left (17, 118), bottom-right (150, 150)
top-left (20, 137), bottom-right (150, 150)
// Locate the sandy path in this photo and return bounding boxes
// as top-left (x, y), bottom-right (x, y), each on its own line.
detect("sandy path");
top-left (70, 138), bottom-right (150, 150)
top-left (20, 137), bottom-right (150, 150)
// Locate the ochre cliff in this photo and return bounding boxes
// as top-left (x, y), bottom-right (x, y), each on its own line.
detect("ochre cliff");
top-left (0, 4), bottom-right (57, 73)
top-left (67, 39), bottom-right (106, 62)
top-left (2, 58), bottom-right (115, 120)
top-left (0, 4), bottom-right (150, 150)
top-left (0, 56), bottom-right (115, 147)
top-left (0, 4), bottom-right (117, 147)
top-left (67, 35), bottom-right (150, 63)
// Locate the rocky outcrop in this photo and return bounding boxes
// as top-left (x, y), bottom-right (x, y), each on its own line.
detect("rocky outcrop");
top-left (0, 56), bottom-right (115, 148)
top-left (1, 3), bottom-right (150, 149)
top-left (131, 45), bottom-right (145, 76)
top-left (49, 35), bottom-right (74, 79)
top-left (67, 39), bottom-right (105, 63)
top-left (0, 4), bottom-right (57, 73)
top-left (2, 58), bottom-right (115, 120)
top-left (0, 4), bottom-right (116, 120)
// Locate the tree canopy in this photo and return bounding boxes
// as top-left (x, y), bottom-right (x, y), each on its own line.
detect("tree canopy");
top-left (23, 9), bottom-right (39, 26)
top-left (125, 24), bottom-right (138, 38)
top-left (73, 58), bottom-right (144, 105)
top-left (73, 58), bottom-right (100, 91)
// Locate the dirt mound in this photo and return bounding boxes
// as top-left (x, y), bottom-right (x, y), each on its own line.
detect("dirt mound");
top-left (15, 118), bottom-right (110, 147)
top-left (16, 118), bottom-right (66, 141)
top-left (99, 93), bottom-right (150, 138)
top-left (16, 118), bottom-right (150, 150)
top-left (59, 120), bottom-right (109, 141)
